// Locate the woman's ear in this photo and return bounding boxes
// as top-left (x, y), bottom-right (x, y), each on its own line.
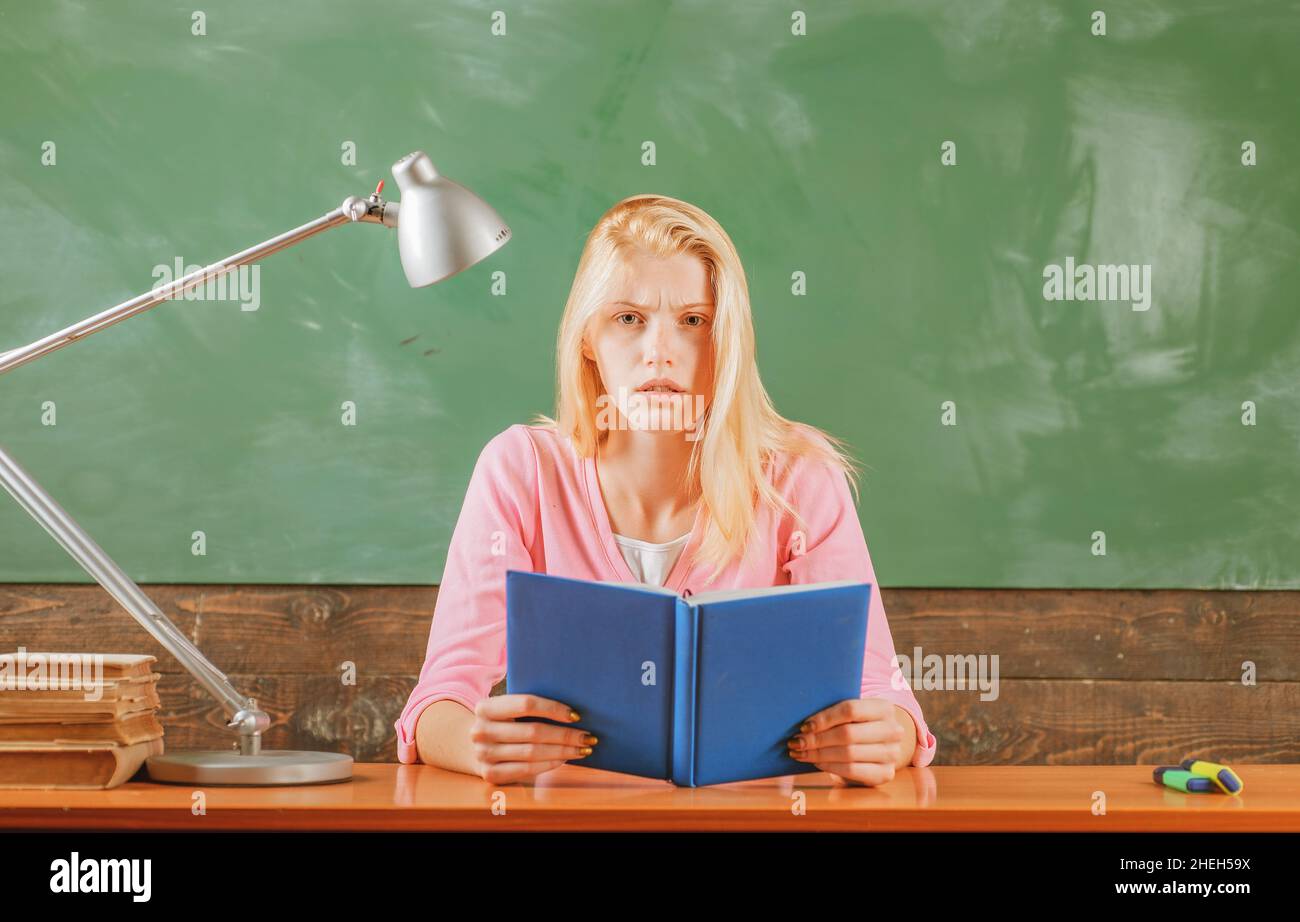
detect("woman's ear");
top-left (580, 337), bottom-right (594, 362)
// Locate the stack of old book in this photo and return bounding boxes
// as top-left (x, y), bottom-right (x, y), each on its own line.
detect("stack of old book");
top-left (0, 652), bottom-right (164, 789)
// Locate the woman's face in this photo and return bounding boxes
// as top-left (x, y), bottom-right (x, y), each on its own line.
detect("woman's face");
top-left (582, 250), bottom-right (715, 437)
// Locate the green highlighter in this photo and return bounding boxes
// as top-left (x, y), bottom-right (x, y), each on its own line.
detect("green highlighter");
top-left (1153, 767), bottom-right (1215, 793)
top-left (1179, 758), bottom-right (1244, 795)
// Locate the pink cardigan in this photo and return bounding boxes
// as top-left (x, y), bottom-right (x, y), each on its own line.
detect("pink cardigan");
top-left (394, 423), bottom-right (938, 768)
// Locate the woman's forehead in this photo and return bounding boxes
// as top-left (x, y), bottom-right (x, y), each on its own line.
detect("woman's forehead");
top-left (608, 253), bottom-right (713, 305)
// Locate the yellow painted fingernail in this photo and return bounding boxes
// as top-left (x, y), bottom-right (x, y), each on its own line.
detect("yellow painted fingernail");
top-left (582, 734), bottom-right (599, 746)
top-left (576, 747), bottom-right (593, 757)
top-left (569, 710), bottom-right (581, 722)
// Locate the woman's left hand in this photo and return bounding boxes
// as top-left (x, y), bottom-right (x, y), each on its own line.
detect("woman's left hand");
top-left (787, 697), bottom-right (910, 786)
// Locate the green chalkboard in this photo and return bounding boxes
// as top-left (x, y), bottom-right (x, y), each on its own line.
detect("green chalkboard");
top-left (1, 1), bottom-right (1297, 588)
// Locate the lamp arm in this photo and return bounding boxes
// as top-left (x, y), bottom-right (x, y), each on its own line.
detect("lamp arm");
top-left (0, 443), bottom-right (253, 717)
top-left (0, 193), bottom-right (396, 378)
top-left (0, 191), bottom-right (397, 755)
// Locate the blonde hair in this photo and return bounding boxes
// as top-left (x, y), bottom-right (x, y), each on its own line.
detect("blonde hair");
top-left (532, 194), bottom-right (861, 585)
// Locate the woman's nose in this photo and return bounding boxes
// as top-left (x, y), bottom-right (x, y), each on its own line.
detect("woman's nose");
top-left (645, 319), bottom-right (672, 363)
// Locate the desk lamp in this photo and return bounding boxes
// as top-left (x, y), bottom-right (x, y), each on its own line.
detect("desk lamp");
top-left (0, 151), bottom-right (511, 785)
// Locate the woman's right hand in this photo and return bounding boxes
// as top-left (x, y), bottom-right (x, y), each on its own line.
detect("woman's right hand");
top-left (470, 693), bottom-right (597, 784)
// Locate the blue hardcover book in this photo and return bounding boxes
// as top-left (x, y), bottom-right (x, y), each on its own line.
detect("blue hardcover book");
top-left (505, 570), bottom-right (870, 786)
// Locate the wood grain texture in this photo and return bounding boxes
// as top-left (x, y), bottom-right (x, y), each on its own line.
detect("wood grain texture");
top-left (1, 584), bottom-right (1295, 764)
top-left (2, 763), bottom-right (1298, 832)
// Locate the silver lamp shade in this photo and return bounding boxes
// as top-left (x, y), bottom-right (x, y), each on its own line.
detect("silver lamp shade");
top-left (392, 151), bottom-right (512, 288)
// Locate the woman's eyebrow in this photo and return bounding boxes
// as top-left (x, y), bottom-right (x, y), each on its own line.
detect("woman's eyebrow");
top-left (613, 301), bottom-right (714, 310)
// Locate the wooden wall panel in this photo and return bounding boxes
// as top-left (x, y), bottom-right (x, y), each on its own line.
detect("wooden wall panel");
top-left (1, 585), bottom-right (1295, 764)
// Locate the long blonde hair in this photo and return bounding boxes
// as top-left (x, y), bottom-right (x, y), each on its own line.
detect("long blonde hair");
top-left (532, 194), bottom-right (861, 584)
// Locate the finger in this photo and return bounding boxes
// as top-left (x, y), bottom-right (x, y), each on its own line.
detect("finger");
top-left (814, 761), bottom-right (895, 786)
top-left (475, 693), bottom-right (580, 724)
top-left (480, 760), bottom-right (569, 785)
top-left (473, 719), bottom-right (596, 749)
top-left (800, 697), bottom-right (893, 734)
top-left (790, 743), bottom-right (900, 765)
top-left (790, 718), bottom-right (902, 752)
top-left (476, 741), bottom-right (594, 764)
top-left (798, 700), bottom-right (852, 734)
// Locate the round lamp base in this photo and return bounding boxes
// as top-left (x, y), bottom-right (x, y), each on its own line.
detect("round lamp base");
top-left (146, 750), bottom-right (354, 786)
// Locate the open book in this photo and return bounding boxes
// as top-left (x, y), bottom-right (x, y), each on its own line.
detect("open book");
top-left (505, 571), bottom-right (870, 786)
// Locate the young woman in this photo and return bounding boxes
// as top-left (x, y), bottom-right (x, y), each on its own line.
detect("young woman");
top-left (394, 194), bottom-right (937, 786)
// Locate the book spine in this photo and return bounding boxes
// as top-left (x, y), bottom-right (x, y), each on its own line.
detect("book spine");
top-left (671, 598), bottom-right (699, 787)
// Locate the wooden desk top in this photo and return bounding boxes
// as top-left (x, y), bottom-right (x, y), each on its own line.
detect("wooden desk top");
top-left (1, 763), bottom-right (1295, 831)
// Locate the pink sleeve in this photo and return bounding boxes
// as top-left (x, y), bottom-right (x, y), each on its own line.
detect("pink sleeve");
top-left (393, 426), bottom-right (539, 764)
top-left (781, 455), bottom-right (938, 768)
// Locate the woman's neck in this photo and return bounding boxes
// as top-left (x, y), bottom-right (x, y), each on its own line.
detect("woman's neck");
top-left (596, 428), bottom-right (699, 532)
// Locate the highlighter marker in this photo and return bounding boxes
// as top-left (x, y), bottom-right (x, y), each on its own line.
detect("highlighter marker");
top-left (1152, 767), bottom-right (1215, 793)
top-left (1179, 758), bottom-right (1243, 795)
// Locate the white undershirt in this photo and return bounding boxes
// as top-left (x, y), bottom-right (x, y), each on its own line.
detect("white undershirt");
top-left (612, 531), bottom-right (692, 586)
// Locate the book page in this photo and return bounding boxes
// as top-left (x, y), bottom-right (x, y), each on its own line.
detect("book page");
top-left (686, 579), bottom-right (863, 606)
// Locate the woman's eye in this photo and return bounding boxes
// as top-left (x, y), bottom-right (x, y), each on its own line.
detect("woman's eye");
top-left (616, 312), bottom-right (639, 325)
top-left (683, 314), bottom-right (707, 327)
